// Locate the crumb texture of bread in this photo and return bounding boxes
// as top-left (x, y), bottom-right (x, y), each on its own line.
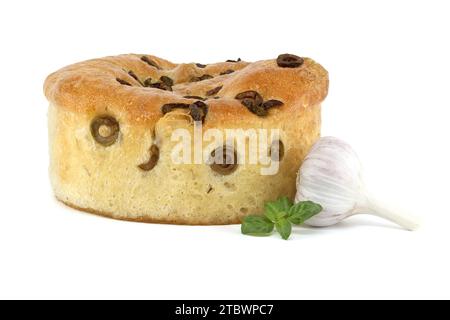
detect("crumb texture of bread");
top-left (45, 54), bottom-right (328, 225)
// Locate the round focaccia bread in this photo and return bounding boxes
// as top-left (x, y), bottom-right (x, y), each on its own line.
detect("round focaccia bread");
top-left (44, 53), bottom-right (328, 225)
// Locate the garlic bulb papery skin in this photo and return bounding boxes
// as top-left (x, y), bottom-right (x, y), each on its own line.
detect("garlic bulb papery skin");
top-left (295, 136), bottom-right (419, 230)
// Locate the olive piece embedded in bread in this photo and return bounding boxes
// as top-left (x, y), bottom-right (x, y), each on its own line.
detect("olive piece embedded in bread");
top-left (147, 81), bottom-right (172, 91)
top-left (206, 86), bottom-right (223, 97)
top-left (190, 74), bottom-right (213, 82)
top-left (159, 76), bottom-right (174, 87)
top-left (269, 139), bottom-right (285, 161)
top-left (161, 103), bottom-right (191, 114)
top-left (235, 91), bottom-right (264, 109)
top-left (262, 99), bottom-right (284, 109)
top-left (210, 146), bottom-right (238, 175)
top-left (276, 54), bottom-right (304, 68)
top-left (140, 56), bottom-right (160, 69)
top-left (183, 95), bottom-right (206, 101)
top-left (235, 90), bottom-right (266, 116)
top-left (116, 78), bottom-right (132, 86)
top-left (220, 69), bottom-right (234, 75)
top-left (143, 78), bottom-right (152, 87)
top-left (90, 115), bottom-right (120, 146)
top-left (127, 71), bottom-right (143, 86)
top-left (138, 145), bottom-right (160, 171)
top-left (189, 101), bottom-right (208, 122)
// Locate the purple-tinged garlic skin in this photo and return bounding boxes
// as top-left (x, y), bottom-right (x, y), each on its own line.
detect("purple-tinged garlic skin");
top-left (295, 136), bottom-right (419, 230)
top-left (295, 136), bottom-right (366, 227)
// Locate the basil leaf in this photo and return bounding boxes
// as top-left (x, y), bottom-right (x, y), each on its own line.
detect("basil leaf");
top-left (241, 215), bottom-right (274, 236)
top-left (264, 202), bottom-right (288, 223)
top-left (275, 218), bottom-right (292, 240)
top-left (265, 197), bottom-right (292, 214)
top-left (288, 201), bottom-right (323, 225)
top-left (277, 197), bottom-right (293, 211)
top-left (241, 197), bottom-right (323, 240)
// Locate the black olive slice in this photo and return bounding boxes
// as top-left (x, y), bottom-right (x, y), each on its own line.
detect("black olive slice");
top-left (269, 140), bottom-right (285, 161)
top-left (210, 146), bottom-right (238, 175)
top-left (206, 86), bottom-right (223, 96)
top-left (138, 145), bottom-right (160, 171)
top-left (276, 54), bottom-right (304, 68)
top-left (141, 56), bottom-right (160, 69)
top-left (90, 116), bottom-right (120, 146)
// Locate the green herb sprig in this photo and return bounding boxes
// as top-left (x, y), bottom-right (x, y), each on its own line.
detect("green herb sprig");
top-left (241, 197), bottom-right (322, 240)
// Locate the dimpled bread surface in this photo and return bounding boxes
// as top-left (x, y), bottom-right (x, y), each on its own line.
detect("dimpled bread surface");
top-left (44, 54), bottom-right (328, 225)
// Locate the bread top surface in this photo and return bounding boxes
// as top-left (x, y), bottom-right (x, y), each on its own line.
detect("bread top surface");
top-left (44, 54), bottom-right (328, 127)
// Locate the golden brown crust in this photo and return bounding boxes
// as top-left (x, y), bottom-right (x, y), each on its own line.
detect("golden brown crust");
top-left (44, 54), bottom-right (328, 126)
top-left (59, 198), bottom-right (241, 226)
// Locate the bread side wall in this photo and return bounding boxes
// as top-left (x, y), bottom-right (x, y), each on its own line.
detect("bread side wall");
top-left (48, 103), bottom-right (320, 224)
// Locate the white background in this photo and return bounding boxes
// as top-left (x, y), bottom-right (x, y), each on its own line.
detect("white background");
top-left (0, 0), bottom-right (449, 299)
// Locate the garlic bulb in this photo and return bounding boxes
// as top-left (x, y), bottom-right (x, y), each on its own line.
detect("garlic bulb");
top-left (295, 136), bottom-right (419, 230)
